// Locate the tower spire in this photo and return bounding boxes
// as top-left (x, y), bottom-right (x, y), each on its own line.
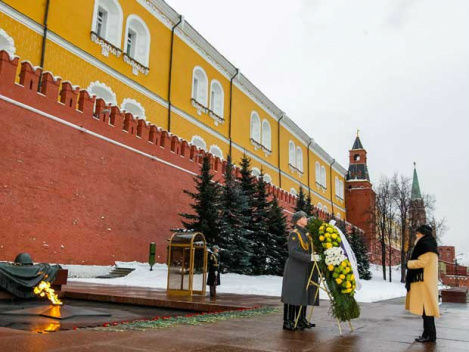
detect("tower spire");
top-left (411, 162), bottom-right (422, 200)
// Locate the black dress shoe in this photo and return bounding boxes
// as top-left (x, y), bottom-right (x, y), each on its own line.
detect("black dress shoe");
top-left (282, 320), bottom-right (297, 331)
top-left (415, 336), bottom-right (436, 343)
top-left (298, 318), bottom-right (315, 329)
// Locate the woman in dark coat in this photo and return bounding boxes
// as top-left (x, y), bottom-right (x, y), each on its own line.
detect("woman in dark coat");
top-left (207, 245), bottom-right (221, 298)
top-left (281, 211), bottom-right (318, 331)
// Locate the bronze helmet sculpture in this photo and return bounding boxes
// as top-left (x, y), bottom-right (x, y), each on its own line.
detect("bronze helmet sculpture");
top-left (14, 252), bottom-right (34, 265)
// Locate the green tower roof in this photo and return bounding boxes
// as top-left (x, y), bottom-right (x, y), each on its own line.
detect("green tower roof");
top-left (411, 163), bottom-right (422, 200)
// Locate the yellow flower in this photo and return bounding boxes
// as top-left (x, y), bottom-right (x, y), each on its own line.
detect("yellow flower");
top-left (341, 261), bottom-right (347, 267)
top-left (350, 274), bottom-right (355, 281)
top-left (339, 274), bottom-right (345, 279)
top-left (335, 278), bottom-right (343, 285)
top-left (326, 243), bottom-right (332, 249)
top-left (346, 282), bottom-right (352, 288)
top-left (319, 235), bottom-right (325, 242)
top-left (327, 227), bottom-right (334, 234)
top-left (344, 267), bottom-right (351, 273)
top-left (331, 233), bottom-right (337, 239)
top-left (325, 233), bottom-right (331, 238)
top-left (319, 226), bottom-right (325, 232)
top-left (328, 264), bottom-right (334, 271)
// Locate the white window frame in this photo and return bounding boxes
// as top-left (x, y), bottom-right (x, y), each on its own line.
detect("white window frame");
top-left (123, 15), bottom-right (151, 67)
top-left (261, 120), bottom-right (271, 151)
top-left (335, 177), bottom-right (340, 196)
top-left (263, 174), bottom-right (272, 184)
top-left (191, 135), bottom-right (207, 151)
top-left (321, 165), bottom-right (327, 188)
top-left (250, 111), bottom-right (261, 143)
top-left (192, 66), bottom-right (208, 107)
top-left (324, 206), bottom-right (328, 213)
top-left (0, 28), bottom-right (16, 57)
top-left (315, 162), bottom-right (321, 184)
top-left (289, 141), bottom-right (296, 167)
top-left (209, 145), bottom-right (224, 159)
top-left (87, 81), bottom-right (117, 105)
top-left (91, 0), bottom-right (123, 48)
top-left (121, 98), bottom-right (145, 119)
top-left (209, 80), bottom-right (224, 119)
top-left (296, 146), bottom-right (303, 172)
top-left (336, 212), bottom-right (341, 219)
top-left (317, 203), bottom-right (323, 210)
top-left (339, 180), bottom-right (344, 198)
top-left (290, 188), bottom-right (297, 196)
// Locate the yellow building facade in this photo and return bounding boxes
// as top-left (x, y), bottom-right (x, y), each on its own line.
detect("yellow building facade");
top-left (0, 0), bottom-right (347, 218)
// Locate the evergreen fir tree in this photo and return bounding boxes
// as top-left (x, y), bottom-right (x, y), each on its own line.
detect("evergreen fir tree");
top-left (218, 156), bottom-right (253, 274)
top-left (349, 227), bottom-right (372, 280)
top-left (250, 171), bottom-right (272, 275)
top-left (294, 187), bottom-right (306, 212)
top-left (180, 155), bottom-right (221, 244)
top-left (239, 153), bottom-right (257, 233)
top-left (267, 196), bottom-right (288, 275)
top-left (305, 194), bottom-right (314, 216)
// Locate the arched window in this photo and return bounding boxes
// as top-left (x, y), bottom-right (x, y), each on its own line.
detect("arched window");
top-left (354, 153), bottom-right (360, 161)
top-left (91, 0), bottom-right (123, 48)
top-left (335, 177), bottom-right (339, 196)
top-left (191, 135), bottom-right (206, 150)
top-left (315, 162), bottom-right (320, 183)
top-left (336, 212), bottom-right (341, 219)
top-left (192, 66), bottom-right (208, 106)
top-left (250, 112), bottom-right (261, 143)
top-left (317, 203), bottom-right (323, 210)
top-left (289, 141), bottom-right (295, 166)
top-left (88, 81), bottom-right (117, 105)
top-left (290, 188), bottom-right (297, 196)
top-left (251, 167), bottom-right (261, 177)
top-left (209, 145), bottom-right (223, 159)
top-left (296, 147), bottom-right (303, 172)
top-left (124, 15), bottom-right (150, 66)
top-left (209, 80), bottom-right (224, 118)
top-left (264, 174), bottom-right (272, 184)
top-left (261, 120), bottom-right (271, 150)
top-left (339, 180), bottom-right (344, 198)
top-left (324, 206), bottom-right (328, 213)
top-left (121, 98), bottom-right (145, 119)
top-left (0, 29), bottom-right (16, 57)
top-left (321, 166), bottom-right (326, 188)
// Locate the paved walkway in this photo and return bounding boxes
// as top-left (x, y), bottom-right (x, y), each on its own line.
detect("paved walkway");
top-left (0, 294), bottom-right (467, 352)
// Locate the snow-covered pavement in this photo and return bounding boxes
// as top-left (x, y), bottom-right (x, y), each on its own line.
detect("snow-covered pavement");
top-left (66, 262), bottom-right (407, 303)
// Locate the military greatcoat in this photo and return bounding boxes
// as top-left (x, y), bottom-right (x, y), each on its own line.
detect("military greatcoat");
top-left (281, 225), bottom-right (318, 306)
top-left (207, 251), bottom-right (220, 286)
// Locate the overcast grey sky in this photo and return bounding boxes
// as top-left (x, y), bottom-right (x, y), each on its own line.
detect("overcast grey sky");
top-left (167, 0), bottom-right (469, 262)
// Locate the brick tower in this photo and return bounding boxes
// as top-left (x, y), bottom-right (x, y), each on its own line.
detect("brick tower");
top-left (345, 132), bottom-right (376, 257)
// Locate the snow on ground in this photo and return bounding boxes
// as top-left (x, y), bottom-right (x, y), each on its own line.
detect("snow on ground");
top-left (68, 262), bottom-right (407, 303)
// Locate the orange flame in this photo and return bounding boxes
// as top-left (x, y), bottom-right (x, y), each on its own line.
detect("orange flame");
top-left (33, 281), bottom-right (63, 305)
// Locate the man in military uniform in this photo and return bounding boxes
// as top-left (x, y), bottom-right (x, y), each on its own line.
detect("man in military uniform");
top-left (207, 245), bottom-right (221, 298)
top-left (281, 211), bottom-right (319, 331)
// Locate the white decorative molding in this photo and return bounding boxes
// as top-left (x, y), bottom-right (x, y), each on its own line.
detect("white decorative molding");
top-left (87, 81), bottom-right (117, 105)
top-left (0, 28), bottom-right (16, 57)
top-left (90, 32), bottom-right (122, 58)
top-left (209, 144), bottom-right (224, 160)
top-left (190, 135), bottom-right (207, 151)
top-left (123, 53), bottom-right (149, 76)
top-left (121, 98), bottom-right (146, 119)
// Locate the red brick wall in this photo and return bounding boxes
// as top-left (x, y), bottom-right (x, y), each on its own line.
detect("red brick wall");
top-left (0, 51), bottom-right (296, 265)
top-left (438, 246), bottom-right (455, 264)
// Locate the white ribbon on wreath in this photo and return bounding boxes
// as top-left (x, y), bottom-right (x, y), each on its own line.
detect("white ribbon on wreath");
top-left (329, 220), bottom-right (362, 291)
